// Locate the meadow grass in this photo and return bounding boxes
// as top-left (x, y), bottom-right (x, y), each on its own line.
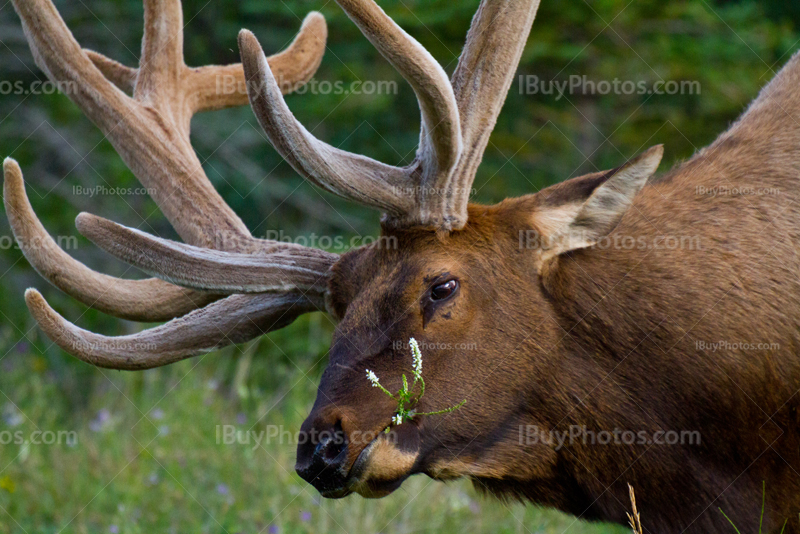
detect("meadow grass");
top-left (0, 314), bottom-right (627, 534)
top-left (718, 481), bottom-right (791, 534)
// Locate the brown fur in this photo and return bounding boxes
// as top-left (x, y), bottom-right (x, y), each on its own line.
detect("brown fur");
top-left (299, 50), bottom-right (800, 533)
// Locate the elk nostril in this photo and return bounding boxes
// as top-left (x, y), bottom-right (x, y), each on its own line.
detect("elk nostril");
top-left (316, 420), bottom-right (347, 463)
top-left (296, 418), bottom-right (350, 492)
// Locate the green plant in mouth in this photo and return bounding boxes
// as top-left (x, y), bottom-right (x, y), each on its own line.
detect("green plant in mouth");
top-left (365, 338), bottom-right (466, 431)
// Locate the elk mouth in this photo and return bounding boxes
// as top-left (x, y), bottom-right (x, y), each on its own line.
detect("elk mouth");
top-left (319, 420), bottom-right (422, 499)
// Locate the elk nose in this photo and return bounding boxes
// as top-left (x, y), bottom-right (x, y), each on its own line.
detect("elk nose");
top-left (295, 418), bottom-right (349, 495)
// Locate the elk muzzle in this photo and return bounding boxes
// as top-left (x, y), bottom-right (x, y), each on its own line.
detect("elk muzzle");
top-left (295, 407), bottom-right (421, 498)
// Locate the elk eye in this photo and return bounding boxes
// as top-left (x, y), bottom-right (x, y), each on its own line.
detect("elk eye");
top-left (431, 279), bottom-right (458, 301)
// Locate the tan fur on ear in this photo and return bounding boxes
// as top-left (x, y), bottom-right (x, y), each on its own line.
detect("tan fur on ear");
top-left (573, 145), bottom-right (663, 233)
top-left (531, 145), bottom-right (664, 268)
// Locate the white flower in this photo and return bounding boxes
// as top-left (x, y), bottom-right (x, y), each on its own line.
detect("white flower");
top-left (366, 369), bottom-right (380, 386)
top-left (392, 414), bottom-right (403, 426)
top-left (409, 338), bottom-right (422, 377)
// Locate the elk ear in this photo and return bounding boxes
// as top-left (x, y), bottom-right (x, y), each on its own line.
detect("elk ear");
top-left (530, 145), bottom-right (663, 265)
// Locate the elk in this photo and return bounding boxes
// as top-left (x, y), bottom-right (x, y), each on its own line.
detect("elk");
top-left (4, 0), bottom-right (800, 532)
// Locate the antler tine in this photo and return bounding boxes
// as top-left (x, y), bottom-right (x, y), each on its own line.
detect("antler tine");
top-left (335, 0), bottom-right (462, 219)
top-left (3, 159), bottom-right (221, 322)
top-left (25, 289), bottom-right (321, 370)
top-left (239, 30), bottom-right (414, 216)
top-left (186, 13), bottom-right (327, 114)
top-left (83, 12), bottom-right (328, 114)
top-left (448, 1), bottom-right (542, 221)
top-left (9, 0), bottom-right (327, 321)
top-left (239, 0), bottom-right (465, 230)
top-left (136, 0), bottom-right (184, 106)
top-left (84, 50), bottom-right (137, 93)
top-left (76, 213), bottom-right (337, 295)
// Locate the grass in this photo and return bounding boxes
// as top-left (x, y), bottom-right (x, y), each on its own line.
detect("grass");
top-left (0, 315), bottom-right (628, 534)
top-left (627, 485), bottom-right (643, 534)
top-left (719, 481), bottom-right (790, 534)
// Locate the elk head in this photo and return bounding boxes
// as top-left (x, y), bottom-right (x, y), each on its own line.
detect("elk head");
top-left (5, 0), bottom-right (664, 502)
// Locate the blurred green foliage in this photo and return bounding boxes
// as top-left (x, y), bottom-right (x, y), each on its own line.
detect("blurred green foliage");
top-left (0, 0), bottom-right (798, 531)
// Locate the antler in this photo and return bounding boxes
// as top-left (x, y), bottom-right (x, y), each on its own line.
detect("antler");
top-left (449, 1), bottom-right (542, 218)
top-left (239, 0), bottom-right (541, 231)
top-left (6, 0), bottom-right (337, 362)
top-left (8, 0), bottom-right (543, 367)
top-left (75, 213), bottom-right (335, 295)
top-left (25, 289), bottom-right (320, 370)
top-left (3, 159), bottom-right (220, 322)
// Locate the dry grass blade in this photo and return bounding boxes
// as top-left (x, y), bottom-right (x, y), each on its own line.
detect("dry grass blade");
top-left (627, 484), bottom-right (644, 534)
